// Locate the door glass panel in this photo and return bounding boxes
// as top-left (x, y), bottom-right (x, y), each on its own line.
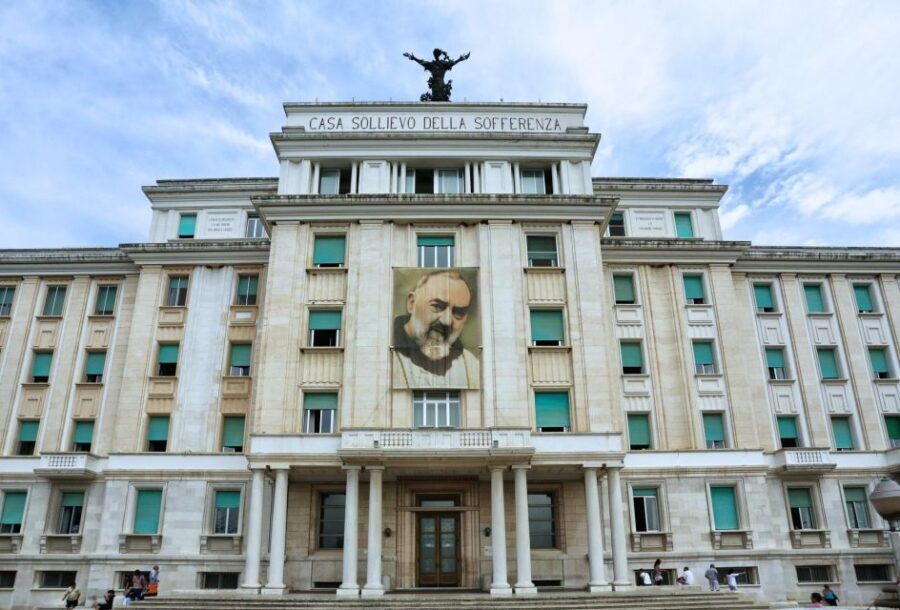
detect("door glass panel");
top-left (440, 517), bottom-right (456, 573)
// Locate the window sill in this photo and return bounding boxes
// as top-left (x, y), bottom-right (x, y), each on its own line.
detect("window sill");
top-left (806, 312), bottom-right (833, 317)
top-left (523, 266), bottom-right (565, 273)
top-left (710, 529), bottom-right (753, 550)
top-left (119, 533), bottom-right (162, 553)
top-left (300, 346), bottom-right (344, 353)
top-left (527, 345), bottom-right (571, 352)
top-left (306, 266), bottom-right (348, 273)
top-left (630, 531), bottom-right (673, 552)
top-left (21, 382), bottom-right (50, 388)
top-left (39, 534), bottom-right (82, 554)
top-left (874, 377), bottom-right (900, 383)
top-left (87, 314), bottom-right (115, 320)
top-left (621, 373), bottom-right (650, 379)
top-left (858, 312), bottom-right (883, 318)
top-left (0, 534), bottom-right (23, 553)
top-left (683, 303), bottom-right (712, 308)
top-left (200, 533), bottom-right (242, 554)
top-left (847, 528), bottom-right (889, 548)
top-left (34, 315), bottom-right (63, 321)
top-left (767, 378), bottom-right (797, 384)
top-left (694, 372), bottom-right (722, 378)
top-left (755, 311), bottom-right (782, 317)
top-left (789, 529), bottom-right (831, 549)
top-left (820, 378), bottom-right (849, 384)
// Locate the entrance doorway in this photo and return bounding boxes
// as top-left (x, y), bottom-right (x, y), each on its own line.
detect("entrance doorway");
top-left (415, 495), bottom-right (461, 587)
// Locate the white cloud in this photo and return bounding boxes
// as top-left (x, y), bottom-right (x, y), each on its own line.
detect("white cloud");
top-left (719, 204), bottom-right (750, 231)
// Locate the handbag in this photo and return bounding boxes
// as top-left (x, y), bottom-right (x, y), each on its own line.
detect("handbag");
top-left (147, 582), bottom-right (158, 596)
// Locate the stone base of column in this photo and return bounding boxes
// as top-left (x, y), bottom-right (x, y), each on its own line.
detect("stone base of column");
top-left (260, 586), bottom-right (285, 595)
top-left (612, 581), bottom-right (633, 591)
top-left (514, 584), bottom-right (538, 596)
top-left (361, 585), bottom-right (385, 598)
top-left (490, 585), bottom-right (513, 597)
top-left (588, 583), bottom-right (612, 593)
top-left (239, 584), bottom-right (261, 592)
top-left (336, 586), bottom-right (360, 598)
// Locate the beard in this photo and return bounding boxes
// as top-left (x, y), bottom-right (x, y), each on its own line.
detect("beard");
top-left (408, 317), bottom-right (462, 361)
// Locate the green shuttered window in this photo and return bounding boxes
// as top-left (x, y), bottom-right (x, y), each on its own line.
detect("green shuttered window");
top-left (32, 352), bottom-right (52, 382)
top-left (147, 416), bottom-right (169, 453)
top-left (693, 341), bottom-right (716, 374)
top-left (753, 284), bottom-right (774, 311)
top-left (620, 342), bottom-right (643, 374)
top-left (853, 284), bottom-right (874, 313)
top-left (831, 416), bottom-right (854, 450)
top-left (95, 285), bottom-right (117, 315)
top-left (313, 236), bottom-right (346, 267)
top-left (61, 492), bottom-right (83, 508)
top-left (84, 351), bottom-right (106, 382)
top-left (627, 414), bottom-right (651, 449)
top-left (235, 275), bottom-right (258, 306)
top-left (73, 421), bottom-right (94, 445)
top-left (777, 416), bottom-right (798, 447)
top-left (526, 236), bottom-right (558, 267)
top-left (869, 348), bottom-right (890, 378)
top-left (530, 310), bottom-right (564, 345)
top-left (309, 310), bottom-right (342, 330)
top-left (844, 486), bottom-right (871, 529)
top-left (158, 344), bottom-right (179, 364)
top-left (19, 421), bottom-right (38, 443)
top-left (710, 486), bottom-right (738, 530)
top-left (0, 285), bottom-right (14, 316)
top-left (417, 235), bottom-right (454, 247)
top-left (215, 490), bottom-right (240, 509)
top-left (804, 284), bottom-right (825, 313)
top-left (133, 490), bottom-right (162, 534)
top-left (0, 492), bottom-right (26, 531)
top-left (674, 212), bottom-right (694, 238)
top-left (178, 214), bottom-right (197, 238)
top-left (683, 275), bottom-right (705, 303)
top-left (887, 416), bottom-right (900, 447)
top-left (229, 344), bottom-right (252, 376)
top-left (535, 392), bottom-right (570, 431)
top-left (703, 413), bottom-right (726, 448)
top-left (613, 275), bottom-right (635, 304)
top-left (222, 416), bottom-right (245, 451)
top-left (816, 348), bottom-right (839, 379)
top-left (766, 348), bottom-right (785, 369)
top-left (43, 286), bottom-right (66, 316)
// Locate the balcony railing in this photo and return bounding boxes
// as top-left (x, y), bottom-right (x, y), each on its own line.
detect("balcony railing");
top-left (341, 428), bottom-right (532, 451)
top-left (34, 453), bottom-right (101, 479)
top-left (772, 448), bottom-right (836, 473)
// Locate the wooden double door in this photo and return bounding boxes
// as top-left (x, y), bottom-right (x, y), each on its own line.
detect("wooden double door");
top-left (416, 511), bottom-right (460, 587)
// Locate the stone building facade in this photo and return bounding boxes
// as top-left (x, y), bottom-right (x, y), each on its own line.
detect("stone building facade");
top-left (0, 101), bottom-right (897, 608)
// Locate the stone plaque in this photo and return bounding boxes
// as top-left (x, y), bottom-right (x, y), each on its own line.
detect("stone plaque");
top-left (631, 210), bottom-right (668, 237)
top-left (204, 211), bottom-right (239, 238)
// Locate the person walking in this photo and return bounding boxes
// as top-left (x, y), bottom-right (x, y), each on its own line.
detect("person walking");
top-left (821, 584), bottom-right (839, 606)
top-left (62, 583), bottom-right (81, 609)
top-left (704, 564), bottom-right (720, 591)
top-left (677, 566), bottom-right (695, 585)
top-left (725, 568), bottom-right (744, 591)
top-left (652, 558), bottom-right (664, 586)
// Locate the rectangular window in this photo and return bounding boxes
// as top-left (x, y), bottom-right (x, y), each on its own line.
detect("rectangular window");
top-left (313, 235), bottom-right (346, 268)
top-left (410, 169), bottom-right (435, 194)
top-left (796, 565), bottom-right (831, 584)
top-left (674, 212), bottom-right (694, 238)
top-left (0, 491), bottom-right (26, 534)
top-left (83, 351), bottom-right (106, 383)
top-left (816, 348), bottom-right (840, 379)
top-left (72, 421), bottom-right (94, 452)
top-left (308, 310), bottom-right (342, 347)
top-left (627, 413), bottom-right (651, 450)
top-left (683, 274), bottom-right (706, 304)
top-left (526, 235), bottom-right (558, 267)
top-left (32, 351), bottom-right (53, 383)
top-left (318, 169), bottom-right (342, 195)
top-left (777, 416), bottom-right (799, 448)
top-left (855, 564), bottom-right (891, 582)
top-left (417, 235), bottom-right (455, 267)
top-left (831, 416), bottom-right (854, 451)
top-left (528, 492), bottom-right (557, 549)
top-left (245, 214), bottom-right (266, 238)
top-left (166, 276), bottom-right (188, 307)
top-left (844, 486), bottom-right (871, 529)
top-left (613, 274), bottom-right (636, 305)
top-left (235, 275), bottom-right (258, 306)
top-left (710, 486), bottom-right (739, 530)
top-left (0, 285), bottom-right (14, 317)
top-left (133, 489), bottom-right (162, 534)
top-left (221, 416), bottom-right (245, 452)
top-left (413, 391), bottom-right (460, 428)
top-left (608, 212), bottom-right (626, 237)
top-left (202, 572), bottom-right (239, 589)
top-left (693, 341), bottom-right (717, 374)
top-left (318, 492), bottom-right (345, 549)
top-left (214, 490), bottom-right (240, 534)
top-left (534, 391), bottom-right (570, 432)
top-left (703, 413), bottom-right (726, 448)
top-left (632, 488), bottom-right (660, 532)
top-left (753, 283), bottom-right (775, 312)
top-left (804, 283), bottom-right (826, 313)
top-left (788, 488), bottom-right (816, 529)
top-left (43, 285), bottom-right (67, 316)
top-left (157, 343), bottom-right (179, 376)
top-left (303, 393), bottom-right (337, 434)
top-left (94, 285), bottom-right (117, 315)
top-left (530, 309), bottom-right (565, 346)
top-left (766, 348), bottom-right (786, 380)
top-left (56, 492), bottom-right (84, 534)
top-left (887, 415), bottom-right (900, 448)
top-left (869, 347), bottom-right (891, 379)
top-left (146, 416), bottom-right (169, 452)
top-left (228, 343), bottom-right (252, 377)
top-left (853, 283), bottom-right (874, 313)
top-left (39, 571), bottom-right (76, 588)
top-left (520, 169), bottom-right (550, 194)
top-left (0, 571), bottom-right (15, 588)
top-left (17, 421), bottom-right (38, 456)
top-left (437, 169), bottom-right (463, 194)
top-left (178, 213), bottom-right (197, 238)
top-left (620, 342), bottom-right (644, 375)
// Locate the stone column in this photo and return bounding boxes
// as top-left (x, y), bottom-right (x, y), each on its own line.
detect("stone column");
top-left (490, 466), bottom-right (512, 596)
top-left (606, 466), bottom-right (630, 588)
top-left (337, 466), bottom-right (361, 597)
top-left (362, 466), bottom-right (385, 597)
top-left (264, 468), bottom-right (288, 592)
top-left (512, 465), bottom-right (536, 595)
top-left (241, 469), bottom-right (265, 589)
top-left (583, 467), bottom-right (609, 592)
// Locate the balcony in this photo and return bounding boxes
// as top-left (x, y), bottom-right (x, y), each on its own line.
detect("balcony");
top-left (631, 531), bottom-right (673, 552)
top-left (710, 529), bottom-right (754, 550)
top-left (40, 534), bottom-right (82, 554)
top-left (34, 453), bottom-right (102, 479)
top-left (790, 528), bottom-right (831, 549)
top-left (772, 448), bottom-right (836, 474)
top-left (341, 428), bottom-right (533, 453)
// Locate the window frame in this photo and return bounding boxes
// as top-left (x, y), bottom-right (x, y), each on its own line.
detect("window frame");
top-left (129, 484), bottom-right (165, 535)
top-left (165, 275), bottom-right (189, 307)
top-left (53, 488), bottom-right (86, 535)
top-left (16, 420), bottom-right (39, 456)
top-left (852, 282), bottom-right (877, 314)
top-left (752, 282), bottom-right (777, 313)
top-left (529, 308), bottom-right (566, 347)
top-left (776, 415), bottom-right (800, 449)
top-left (435, 168), bottom-right (464, 194)
top-left (520, 168), bottom-right (550, 195)
top-left (302, 392), bottom-right (338, 434)
top-left (795, 565), bottom-right (833, 584)
top-left (831, 415), bottom-right (855, 451)
top-left (71, 420), bottom-right (94, 452)
top-left (702, 412), bottom-right (728, 449)
top-left (525, 234), bottom-right (559, 267)
top-left (0, 284), bottom-right (15, 317)
top-left (802, 281), bottom-right (829, 314)
top-left (629, 484), bottom-right (665, 533)
top-left (785, 485), bottom-right (823, 531)
top-left (765, 347), bottom-right (788, 380)
top-left (612, 272), bottom-right (637, 305)
top-left (177, 213), bottom-right (197, 239)
top-left (0, 489), bottom-right (28, 534)
top-left (227, 343), bottom-right (252, 377)
top-left (156, 343), bottom-right (179, 377)
top-left (627, 413), bottom-right (652, 450)
top-left (94, 284), bottom-right (118, 316)
top-left (37, 570), bottom-right (77, 589)
top-left (608, 212), bottom-right (626, 237)
top-left (692, 340), bottom-right (718, 375)
top-left (234, 274), bottom-right (259, 306)
top-left (533, 390), bottom-right (571, 433)
top-left (208, 485), bottom-right (244, 536)
top-left (145, 415), bottom-right (170, 453)
top-left (245, 214), bottom-right (266, 239)
top-left (413, 390), bottom-right (461, 429)
top-left (673, 211), bottom-right (695, 238)
top-left (868, 347), bottom-right (893, 380)
top-left (854, 564), bottom-right (893, 583)
top-left (316, 490), bottom-right (346, 550)
top-left (841, 485), bottom-right (872, 530)
top-left (42, 285), bottom-right (67, 317)
top-left (682, 272), bottom-right (707, 305)
top-left (312, 234), bottom-right (347, 269)
top-left (201, 572), bottom-right (240, 589)
top-left (527, 489), bottom-right (560, 549)
top-left (31, 350), bottom-right (53, 383)
top-left (416, 233), bottom-right (456, 268)
top-left (706, 482), bottom-right (744, 532)
top-left (307, 309), bottom-right (343, 347)
top-left (620, 341), bottom-right (645, 375)
top-left (220, 415), bottom-right (245, 453)
top-left (83, 350), bottom-right (106, 384)
top-left (816, 347), bottom-right (842, 380)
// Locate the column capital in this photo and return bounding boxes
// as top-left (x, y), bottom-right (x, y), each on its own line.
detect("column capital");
top-left (510, 464), bottom-right (531, 471)
top-left (605, 464), bottom-right (624, 473)
top-left (365, 465), bottom-right (385, 472)
top-left (489, 465), bottom-right (507, 473)
top-left (342, 464), bottom-right (362, 472)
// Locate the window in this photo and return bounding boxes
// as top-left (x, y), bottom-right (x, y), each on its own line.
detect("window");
top-left (526, 235), bottom-right (558, 267)
top-left (32, 351), bottom-right (53, 382)
top-left (831, 416), bottom-right (854, 451)
top-left (318, 492), bottom-right (345, 549)
top-left (530, 309), bottom-right (565, 346)
top-left (39, 571), bottom-right (76, 588)
top-left (627, 413), bottom-right (651, 450)
top-left (17, 421), bottom-right (38, 455)
top-left (777, 416), bottom-right (799, 448)
top-left (613, 274), bottom-right (636, 305)
top-left (228, 343), bottom-right (251, 377)
top-left (682, 274), bottom-right (706, 304)
top-left (869, 348), bottom-right (891, 379)
top-left (674, 212), bottom-right (694, 238)
top-left (146, 416), bottom-right (169, 452)
top-left (413, 391), bottom-right (460, 428)
top-left (632, 488), bottom-right (660, 532)
top-left (0, 571), bottom-right (15, 588)
top-left (710, 486), bottom-right (739, 530)
top-left (166, 276), bottom-right (188, 307)
top-left (313, 235), bottom-right (346, 268)
top-left (788, 488), bottom-right (817, 529)
top-left (796, 565), bottom-right (831, 583)
top-left (703, 413), bottom-right (726, 449)
top-left (308, 310), bottom-right (342, 347)
top-left (235, 275), bottom-right (258, 306)
top-left (94, 285), bottom-right (117, 315)
top-left (528, 492), bottom-right (557, 548)
top-left (43, 285), bottom-right (67, 316)
top-left (407, 169), bottom-right (435, 194)
top-left (178, 213), bottom-right (197, 238)
top-left (715, 567), bottom-right (758, 586)
top-left (886, 415), bottom-right (900, 448)
top-left (816, 348), bottom-right (840, 379)
top-left (303, 393), bottom-right (337, 434)
top-left (214, 490), bottom-right (240, 534)
top-left (133, 489), bottom-right (162, 534)
top-left (221, 416), bottom-right (245, 452)
top-left (202, 572), bottom-right (239, 589)
top-left (83, 351), bottom-right (106, 383)
top-left (0, 491), bottom-right (26, 533)
top-left (157, 344), bottom-right (179, 376)
top-left (521, 169), bottom-right (550, 194)
top-left (753, 283), bottom-right (775, 313)
top-left (620, 342), bottom-right (644, 375)
top-left (608, 212), bottom-right (626, 237)
top-left (804, 283), bottom-right (826, 313)
top-left (766, 348), bottom-right (787, 380)
top-left (693, 341), bottom-right (717, 374)
top-left (844, 486), bottom-right (871, 529)
top-left (534, 391), bottom-right (570, 432)
top-left (437, 169), bottom-right (463, 194)
top-left (0, 285), bottom-right (13, 316)
top-left (417, 235), bottom-right (455, 267)
top-left (72, 421), bottom-right (94, 452)
top-left (56, 492), bottom-right (84, 534)
top-left (855, 564), bottom-right (892, 582)
top-left (853, 283), bottom-right (874, 313)
top-left (318, 169), bottom-right (343, 195)
top-left (245, 214), bottom-right (265, 238)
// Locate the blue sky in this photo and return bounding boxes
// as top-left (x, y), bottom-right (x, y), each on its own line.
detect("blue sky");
top-left (1, 0), bottom-right (899, 248)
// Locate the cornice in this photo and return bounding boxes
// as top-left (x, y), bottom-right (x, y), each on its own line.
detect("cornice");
top-left (119, 239), bottom-right (270, 266)
top-left (283, 101), bottom-right (589, 112)
top-left (143, 179), bottom-right (278, 206)
top-left (0, 248), bottom-right (136, 276)
top-left (600, 238), bottom-right (751, 264)
top-left (736, 246), bottom-right (900, 273)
